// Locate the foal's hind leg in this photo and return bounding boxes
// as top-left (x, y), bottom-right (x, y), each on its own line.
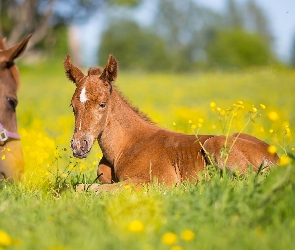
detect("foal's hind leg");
top-left (203, 133), bottom-right (279, 173)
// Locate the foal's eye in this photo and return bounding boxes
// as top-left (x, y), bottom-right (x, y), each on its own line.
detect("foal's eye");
top-left (6, 97), bottom-right (18, 111)
top-left (98, 103), bottom-right (106, 109)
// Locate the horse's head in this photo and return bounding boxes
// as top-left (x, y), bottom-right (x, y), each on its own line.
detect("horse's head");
top-left (64, 54), bottom-right (118, 158)
top-left (0, 34), bottom-right (31, 181)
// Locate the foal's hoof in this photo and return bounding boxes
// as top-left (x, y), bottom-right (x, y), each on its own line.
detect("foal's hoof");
top-left (75, 183), bottom-right (101, 193)
top-left (76, 184), bottom-right (88, 193)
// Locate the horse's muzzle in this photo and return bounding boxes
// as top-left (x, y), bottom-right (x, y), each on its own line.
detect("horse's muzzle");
top-left (70, 137), bottom-right (93, 159)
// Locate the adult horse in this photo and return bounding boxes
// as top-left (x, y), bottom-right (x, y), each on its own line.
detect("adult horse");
top-left (64, 54), bottom-right (279, 193)
top-left (0, 34), bottom-right (31, 181)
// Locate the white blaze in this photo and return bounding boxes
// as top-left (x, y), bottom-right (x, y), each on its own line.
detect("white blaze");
top-left (79, 119), bottom-right (82, 131)
top-left (80, 87), bottom-right (88, 103)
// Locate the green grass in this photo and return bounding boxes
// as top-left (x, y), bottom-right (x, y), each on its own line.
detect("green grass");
top-left (1, 60), bottom-right (295, 250)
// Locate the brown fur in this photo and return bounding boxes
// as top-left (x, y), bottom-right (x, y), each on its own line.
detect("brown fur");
top-left (64, 54), bottom-right (279, 193)
top-left (0, 34), bottom-right (31, 181)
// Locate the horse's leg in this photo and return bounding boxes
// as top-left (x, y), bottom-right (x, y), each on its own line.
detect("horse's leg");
top-left (76, 178), bottom-right (146, 194)
top-left (75, 156), bottom-right (115, 192)
top-left (203, 134), bottom-right (279, 173)
top-left (97, 156), bottom-right (115, 184)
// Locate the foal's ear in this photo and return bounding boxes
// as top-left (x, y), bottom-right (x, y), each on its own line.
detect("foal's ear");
top-left (100, 54), bottom-right (118, 83)
top-left (64, 55), bottom-right (85, 85)
top-left (0, 34), bottom-right (32, 64)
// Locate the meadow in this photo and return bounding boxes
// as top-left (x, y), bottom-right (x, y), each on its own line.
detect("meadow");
top-left (0, 60), bottom-right (295, 250)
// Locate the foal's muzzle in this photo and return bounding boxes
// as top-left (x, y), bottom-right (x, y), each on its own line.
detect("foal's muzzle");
top-left (70, 136), bottom-right (93, 159)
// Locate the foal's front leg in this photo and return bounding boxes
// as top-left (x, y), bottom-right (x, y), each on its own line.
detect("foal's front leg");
top-left (97, 156), bottom-right (116, 184)
top-left (81, 178), bottom-right (146, 194)
top-left (75, 155), bottom-right (115, 192)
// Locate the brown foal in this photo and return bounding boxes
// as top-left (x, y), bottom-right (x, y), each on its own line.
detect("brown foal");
top-left (64, 54), bottom-right (279, 193)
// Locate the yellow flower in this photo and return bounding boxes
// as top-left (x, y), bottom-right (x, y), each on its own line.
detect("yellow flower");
top-left (260, 104), bottom-right (266, 109)
top-left (61, 173), bottom-right (67, 178)
top-left (237, 101), bottom-right (243, 105)
top-left (171, 246), bottom-right (183, 250)
top-left (0, 230), bottom-right (12, 246)
top-left (197, 123), bottom-right (202, 128)
top-left (188, 120), bottom-right (192, 124)
top-left (267, 111), bottom-right (279, 121)
top-left (250, 106), bottom-right (257, 113)
top-left (267, 145), bottom-right (277, 154)
top-left (269, 129), bottom-right (274, 133)
top-left (181, 229), bottom-right (195, 241)
top-left (198, 118), bottom-right (204, 123)
top-left (173, 122), bottom-right (176, 126)
top-left (191, 125), bottom-right (197, 129)
top-left (285, 126), bottom-right (291, 134)
top-left (128, 220), bottom-right (144, 233)
top-left (278, 155), bottom-right (291, 167)
top-left (161, 232), bottom-right (178, 245)
top-left (210, 102), bottom-right (216, 108)
top-left (124, 185), bottom-right (131, 189)
top-left (1, 155), bottom-right (5, 161)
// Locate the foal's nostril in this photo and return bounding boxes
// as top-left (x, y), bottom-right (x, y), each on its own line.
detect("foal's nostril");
top-left (82, 140), bottom-right (88, 151)
top-left (70, 139), bottom-right (74, 148)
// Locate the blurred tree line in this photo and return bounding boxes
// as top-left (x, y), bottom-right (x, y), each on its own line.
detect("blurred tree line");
top-left (0, 0), bottom-right (286, 71)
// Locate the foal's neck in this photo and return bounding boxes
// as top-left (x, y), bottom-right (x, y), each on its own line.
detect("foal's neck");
top-left (98, 89), bottom-right (158, 164)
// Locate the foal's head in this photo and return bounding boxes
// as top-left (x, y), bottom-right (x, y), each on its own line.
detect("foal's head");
top-left (0, 34), bottom-right (31, 181)
top-left (64, 55), bottom-right (118, 158)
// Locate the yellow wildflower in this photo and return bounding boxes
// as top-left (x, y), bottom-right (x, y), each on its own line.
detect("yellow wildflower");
top-left (197, 123), bottom-right (202, 128)
top-left (267, 145), bottom-right (277, 154)
top-left (191, 125), bottom-right (197, 129)
top-left (260, 104), bottom-right (266, 109)
top-left (124, 185), bottom-right (131, 189)
top-left (278, 155), bottom-right (291, 167)
top-left (0, 230), bottom-right (12, 246)
top-left (188, 120), bottom-right (192, 124)
top-left (161, 232), bottom-right (178, 245)
top-left (198, 118), bottom-right (204, 123)
top-left (237, 101), bottom-right (243, 105)
top-left (210, 102), bottom-right (216, 108)
top-left (128, 220), bottom-right (144, 233)
top-left (173, 122), bottom-right (176, 126)
top-left (269, 129), bottom-right (274, 133)
top-left (1, 155), bottom-right (5, 161)
top-left (250, 106), bottom-right (257, 113)
top-left (285, 126), bottom-right (291, 135)
top-left (181, 229), bottom-right (195, 241)
top-left (267, 111), bottom-right (279, 121)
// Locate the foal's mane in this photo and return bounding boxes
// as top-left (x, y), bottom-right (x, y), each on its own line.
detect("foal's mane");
top-left (114, 86), bottom-right (155, 124)
top-left (88, 66), bottom-right (155, 124)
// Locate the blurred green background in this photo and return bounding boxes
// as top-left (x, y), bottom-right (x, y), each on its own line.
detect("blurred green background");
top-left (1, 0), bottom-right (295, 70)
